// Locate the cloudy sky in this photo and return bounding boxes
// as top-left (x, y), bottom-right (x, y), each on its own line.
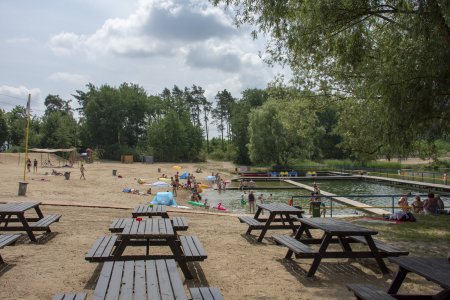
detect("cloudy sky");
top-left (0, 0), bottom-right (289, 117)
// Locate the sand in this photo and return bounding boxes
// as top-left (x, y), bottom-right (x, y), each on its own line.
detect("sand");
top-left (0, 154), bottom-right (442, 299)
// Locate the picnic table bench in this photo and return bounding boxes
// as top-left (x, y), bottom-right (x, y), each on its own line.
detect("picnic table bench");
top-left (240, 203), bottom-right (306, 242)
top-left (0, 234), bottom-right (21, 263)
top-left (0, 202), bottom-right (61, 242)
top-left (93, 259), bottom-right (223, 300)
top-left (132, 204), bottom-right (169, 218)
top-left (274, 218), bottom-right (408, 277)
top-left (86, 218), bottom-right (207, 279)
top-left (109, 216), bottom-right (189, 233)
top-left (348, 256), bottom-right (450, 299)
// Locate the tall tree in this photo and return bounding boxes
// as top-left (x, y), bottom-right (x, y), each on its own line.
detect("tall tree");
top-left (214, 0), bottom-right (450, 158)
top-left (0, 109), bottom-right (8, 148)
top-left (212, 89), bottom-right (235, 148)
top-left (230, 89), bottom-right (268, 164)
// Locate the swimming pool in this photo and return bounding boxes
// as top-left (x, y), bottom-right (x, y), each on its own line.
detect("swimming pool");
top-left (201, 180), bottom-right (449, 215)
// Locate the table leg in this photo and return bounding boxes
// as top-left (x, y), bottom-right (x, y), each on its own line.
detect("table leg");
top-left (168, 237), bottom-right (193, 279)
top-left (364, 235), bottom-right (389, 274)
top-left (294, 223), bottom-right (308, 240)
top-left (113, 237), bottom-right (129, 260)
top-left (34, 206), bottom-right (45, 219)
top-left (337, 236), bottom-right (353, 253)
top-left (387, 266), bottom-right (409, 294)
top-left (257, 213), bottom-right (275, 242)
top-left (307, 233), bottom-right (332, 277)
top-left (284, 213), bottom-right (296, 233)
top-left (254, 207), bottom-right (263, 219)
top-left (17, 213), bottom-right (37, 242)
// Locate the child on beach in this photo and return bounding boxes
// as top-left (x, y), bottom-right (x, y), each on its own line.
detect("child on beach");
top-left (80, 163), bottom-right (86, 180)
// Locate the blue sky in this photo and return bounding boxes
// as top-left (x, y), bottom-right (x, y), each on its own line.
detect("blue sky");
top-left (0, 0), bottom-right (289, 119)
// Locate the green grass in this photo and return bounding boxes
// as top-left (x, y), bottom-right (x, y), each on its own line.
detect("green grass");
top-left (349, 214), bottom-right (450, 256)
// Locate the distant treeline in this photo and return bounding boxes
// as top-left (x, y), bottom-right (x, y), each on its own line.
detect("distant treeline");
top-left (1, 82), bottom-right (449, 164)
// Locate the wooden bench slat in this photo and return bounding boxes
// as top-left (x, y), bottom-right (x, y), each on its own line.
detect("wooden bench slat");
top-left (349, 236), bottom-right (409, 256)
top-left (180, 236), bottom-right (207, 260)
top-left (0, 234), bottom-right (21, 248)
top-left (347, 284), bottom-right (396, 300)
top-left (120, 260), bottom-right (134, 300)
top-left (145, 260), bottom-right (161, 299)
top-left (85, 236), bottom-right (118, 261)
top-left (156, 259), bottom-right (174, 298)
top-left (52, 293), bottom-right (87, 300)
top-left (273, 235), bottom-right (316, 258)
top-left (238, 216), bottom-right (264, 227)
top-left (166, 257), bottom-right (188, 299)
top-left (93, 261), bottom-right (113, 300)
top-left (190, 287), bottom-right (224, 300)
top-left (30, 214), bottom-right (61, 229)
top-left (107, 260), bottom-right (124, 299)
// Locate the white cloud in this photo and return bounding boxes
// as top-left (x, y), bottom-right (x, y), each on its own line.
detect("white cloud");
top-left (0, 85), bottom-right (43, 113)
top-left (48, 0), bottom-right (237, 59)
top-left (49, 32), bottom-right (84, 56)
top-left (5, 37), bottom-right (34, 44)
top-left (48, 72), bottom-right (88, 85)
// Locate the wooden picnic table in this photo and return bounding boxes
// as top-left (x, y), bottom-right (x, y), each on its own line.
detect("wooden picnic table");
top-left (278, 218), bottom-right (393, 277)
top-left (387, 256), bottom-right (450, 298)
top-left (240, 203), bottom-right (305, 242)
top-left (0, 202), bottom-right (61, 242)
top-left (132, 204), bottom-right (169, 218)
top-left (86, 218), bottom-right (207, 279)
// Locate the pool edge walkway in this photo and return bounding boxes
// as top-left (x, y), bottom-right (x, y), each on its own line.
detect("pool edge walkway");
top-left (284, 180), bottom-right (390, 216)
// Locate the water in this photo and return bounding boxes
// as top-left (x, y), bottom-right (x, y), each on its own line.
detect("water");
top-left (202, 179), bottom-right (449, 215)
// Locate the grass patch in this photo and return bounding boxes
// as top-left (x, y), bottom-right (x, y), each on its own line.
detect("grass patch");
top-left (349, 214), bottom-right (450, 256)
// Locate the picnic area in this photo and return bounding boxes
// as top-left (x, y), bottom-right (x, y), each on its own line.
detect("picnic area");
top-left (0, 153), bottom-right (448, 299)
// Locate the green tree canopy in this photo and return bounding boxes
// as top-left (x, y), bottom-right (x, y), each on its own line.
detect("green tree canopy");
top-left (215, 0), bottom-right (450, 158)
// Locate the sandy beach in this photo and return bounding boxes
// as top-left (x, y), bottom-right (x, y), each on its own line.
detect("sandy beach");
top-left (0, 154), bottom-right (442, 299)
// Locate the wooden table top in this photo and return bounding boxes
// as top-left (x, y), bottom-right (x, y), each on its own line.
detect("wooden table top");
top-left (93, 259), bottom-right (188, 300)
top-left (389, 256), bottom-right (450, 290)
top-left (0, 202), bottom-right (41, 213)
top-left (298, 218), bottom-right (378, 235)
top-left (120, 218), bottom-right (174, 237)
top-left (257, 203), bottom-right (303, 213)
top-left (132, 204), bottom-right (167, 214)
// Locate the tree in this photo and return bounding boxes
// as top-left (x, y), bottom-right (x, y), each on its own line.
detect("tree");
top-left (214, 0), bottom-right (450, 158)
top-left (247, 86), bottom-right (319, 165)
top-left (44, 94), bottom-right (73, 116)
top-left (212, 89), bottom-right (235, 148)
top-left (0, 109), bottom-right (8, 148)
top-left (230, 89), bottom-right (268, 164)
top-left (147, 111), bottom-right (203, 161)
top-left (201, 97), bottom-right (213, 153)
top-left (5, 106), bottom-right (27, 147)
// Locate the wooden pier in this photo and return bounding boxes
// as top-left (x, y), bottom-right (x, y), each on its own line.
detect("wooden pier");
top-left (361, 175), bottom-right (450, 193)
top-left (284, 180), bottom-right (390, 216)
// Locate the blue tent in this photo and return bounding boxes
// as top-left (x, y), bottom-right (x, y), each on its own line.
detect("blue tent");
top-left (179, 172), bottom-right (188, 179)
top-left (150, 192), bottom-right (177, 207)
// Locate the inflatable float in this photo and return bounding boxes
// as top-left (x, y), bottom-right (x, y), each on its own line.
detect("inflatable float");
top-left (214, 202), bottom-right (227, 211)
top-left (188, 200), bottom-right (205, 207)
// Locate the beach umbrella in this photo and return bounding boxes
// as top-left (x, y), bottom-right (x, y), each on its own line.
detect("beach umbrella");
top-left (172, 165), bottom-right (182, 170)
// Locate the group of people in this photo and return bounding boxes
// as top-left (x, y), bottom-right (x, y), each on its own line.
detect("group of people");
top-left (26, 158), bottom-right (38, 173)
top-left (242, 191), bottom-right (270, 213)
top-left (390, 192), bottom-right (446, 221)
top-left (409, 193), bottom-right (446, 214)
top-left (238, 179), bottom-right (256, 190)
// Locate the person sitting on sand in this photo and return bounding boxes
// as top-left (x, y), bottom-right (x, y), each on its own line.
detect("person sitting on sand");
top-left (52, 169), bottom-right (63, 176)
top-left (424, 192), bottom-right (439, 214)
